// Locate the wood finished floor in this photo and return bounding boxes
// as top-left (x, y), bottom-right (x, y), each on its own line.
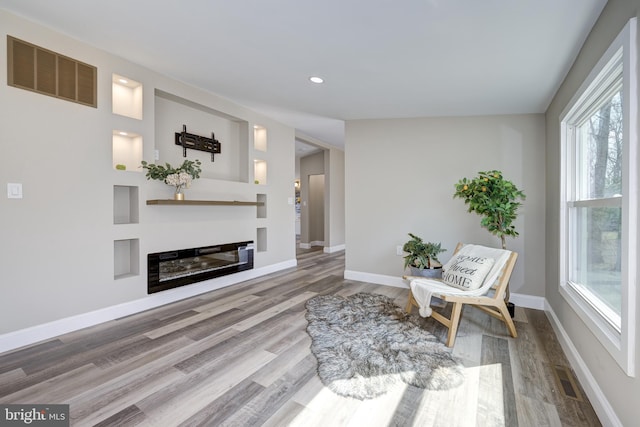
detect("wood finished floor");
top-left (0, 247), bottom-right (601, 426)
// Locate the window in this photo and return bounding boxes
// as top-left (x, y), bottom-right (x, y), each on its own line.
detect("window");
top-left (560, 18), bottom-right (637, 376)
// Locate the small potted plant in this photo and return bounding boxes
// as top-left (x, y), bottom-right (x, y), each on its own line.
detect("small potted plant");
top-left (402, 233), bottom-right (446, 278)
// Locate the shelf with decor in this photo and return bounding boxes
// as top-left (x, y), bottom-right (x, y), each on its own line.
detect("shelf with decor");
top-left (146, 199), bottom-right (264, 206)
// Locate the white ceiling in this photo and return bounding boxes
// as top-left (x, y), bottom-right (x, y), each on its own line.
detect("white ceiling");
top-left (1, 0), bottom-right (607, 148)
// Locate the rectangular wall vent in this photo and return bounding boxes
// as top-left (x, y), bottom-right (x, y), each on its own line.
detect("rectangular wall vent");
top-left (7, 36), bottom-right (97, 108)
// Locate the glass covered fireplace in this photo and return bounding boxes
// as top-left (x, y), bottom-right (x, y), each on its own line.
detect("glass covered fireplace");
top-left (147, 241), bottom-right (254, 294)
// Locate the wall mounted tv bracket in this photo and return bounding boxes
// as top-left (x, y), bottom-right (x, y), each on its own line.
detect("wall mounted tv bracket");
top-left (174, 124), bottom-right (221, 161)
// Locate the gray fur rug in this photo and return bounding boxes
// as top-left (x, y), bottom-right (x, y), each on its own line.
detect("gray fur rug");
top-left (305, 292), bottom-right (465, 400)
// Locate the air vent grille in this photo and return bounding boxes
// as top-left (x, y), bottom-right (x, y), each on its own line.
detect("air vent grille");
top-left (7, 36), bottom-right (97, 108)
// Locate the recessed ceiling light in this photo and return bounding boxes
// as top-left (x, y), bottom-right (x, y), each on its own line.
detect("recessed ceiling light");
top-left (309, 76), bottom-right (324, 84)
top-left (119, 131), bottom-right (128, 136)
top-left (118, 78), bottom-right (128, 84)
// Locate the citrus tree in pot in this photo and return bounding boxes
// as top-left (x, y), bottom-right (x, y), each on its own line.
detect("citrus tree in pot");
top-left (402, 233), bottom-right (446, 278)
top-left (453, 170), bottom-right (526, 315)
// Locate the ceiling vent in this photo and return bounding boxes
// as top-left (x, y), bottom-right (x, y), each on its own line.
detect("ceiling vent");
top-left (7, 35), bottom-right (97, 108)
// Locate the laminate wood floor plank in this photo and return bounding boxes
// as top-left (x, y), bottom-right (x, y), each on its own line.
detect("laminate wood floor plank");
top-left (260, 399), bottom-right (308, 427)
top-left (173, 311), bottom-right (306, 375)
top-left (0, 249), bottom-right (602, 426)
top-left (511, 314), bottom-right (562, 403)
top-left (0, 367), bottom-right (25, 384)
top-left (281, 274), bottom-right (345, 298)
top-left (0, 339), bottom-right (65, 375)
top-left (143, 297), bottom-right (260, 340)
top-left (0, 332), bottom-right (146, 397)
top-left (516, 393), bottom-right (563, 427)
top-left (480, 335), bottom-right (518, 426)
top-left (137, 350), bottom-right (277, 426)
top-left (70, 364), bottom-right (185, 425)
top-left (220, 354), bottom-right (318, 427)
top-left (177, 377), bottom-right (266, 427)
top-left (263, 327), bottom-right (310, 355)
top-left (346, 383), bottom-right (412, 427)
top-left (525, 310), bottom-right (601, 426)
top-left (69, 332), bottom-right (239, 423)
top-left (2, 363), bottom-right (100, 404)
top-left (385, 385), bottom-right (426, 427)
top-left (92, 404), bottom-right (147, 427)
top-left (230, 291), bottom-right (317, 332)
top-left (251, 335), bottom-right (312, 387)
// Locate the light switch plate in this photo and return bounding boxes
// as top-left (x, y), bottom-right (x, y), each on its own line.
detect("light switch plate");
top-left (7, 183), bottom-right (23, 199)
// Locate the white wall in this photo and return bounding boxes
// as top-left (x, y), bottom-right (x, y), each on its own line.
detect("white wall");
top-left (545, 0), bottom-right (640, 426)
top-left (326, 148), bottom-right (345, 251)
top-left (0, 10), bottom-right (296, 338)
top-left (309, 174), bottom-right (325, 243)
top-left (344, 114), bottom-right (546, 298)
top-left (299, 151), bottom-right (325, 246)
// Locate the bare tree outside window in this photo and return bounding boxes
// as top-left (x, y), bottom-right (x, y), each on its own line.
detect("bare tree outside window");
top-left (574, 90), bottom-right (623, 315)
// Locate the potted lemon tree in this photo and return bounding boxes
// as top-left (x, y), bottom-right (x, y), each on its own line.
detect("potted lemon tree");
top-left (453, 170), bottom-right (525, 315)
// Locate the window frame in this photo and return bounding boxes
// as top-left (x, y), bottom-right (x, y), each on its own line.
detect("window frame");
top-left (559, 18), bottom-right (637, 376)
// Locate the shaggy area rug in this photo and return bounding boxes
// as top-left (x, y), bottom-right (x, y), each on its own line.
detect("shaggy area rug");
top-left (305, 292), bottom-right (465, 400)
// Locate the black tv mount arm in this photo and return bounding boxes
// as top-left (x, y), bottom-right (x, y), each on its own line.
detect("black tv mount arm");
top-left (174, 124), bottom-right (221, 161)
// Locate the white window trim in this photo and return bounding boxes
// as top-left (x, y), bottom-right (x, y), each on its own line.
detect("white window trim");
top-left (559, 18), bottom-right (637, 377)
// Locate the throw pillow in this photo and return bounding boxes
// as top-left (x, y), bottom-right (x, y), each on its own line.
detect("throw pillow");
top-left (442, 254), bottom-right (495, 291)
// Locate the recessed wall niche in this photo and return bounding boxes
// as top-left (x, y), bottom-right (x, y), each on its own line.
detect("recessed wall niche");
top-left (113, 185), bottom-right (139, 224)
top-left (154, 89), bottom-right (249, 182)
top-left (112, 74), bottom-right (143, 119)
top-left (114, 238), bottom-right (139, 279)
top-left (254, 159), bottom-right (267, 185)
top-left (257, 193), bottom-right (267, 218)
top-left (254, 125), bottom-right (267, 151)
top-left (112, 131), bottom-right (142, 171)
top-left (257, 227), bottom-right (267, 252)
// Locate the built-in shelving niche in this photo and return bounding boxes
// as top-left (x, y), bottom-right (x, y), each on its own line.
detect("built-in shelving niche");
top-left (154, 89), bottom-right (249, 183)
top-left (257, 194), bottom-right (267, 218)
top-left (112, 74), bottom-right (143, 120)
top-left (254, 125), bottom-right (267, 152)
top-left (114, 238), bottom-right (139, 280)
top-left (114, 185), bottom-right (139, 224)
top-left (257, 227), bottom-right (267, 252)
top-left (254, 159), bottom-right (267, 185)
top-left (112, 131), bottom-right (143, 172)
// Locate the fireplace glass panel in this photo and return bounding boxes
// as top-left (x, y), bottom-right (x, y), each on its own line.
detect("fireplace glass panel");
top-left (148, 241), bottom-right (253, 294)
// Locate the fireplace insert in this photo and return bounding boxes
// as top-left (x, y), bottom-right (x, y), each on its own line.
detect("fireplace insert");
top-left (148, 241), bottom-right (253, 294)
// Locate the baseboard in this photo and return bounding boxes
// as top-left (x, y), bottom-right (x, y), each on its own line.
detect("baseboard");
top-left (0, 259), bottom-right (297, 355)
top-left (324, 244), bottom-right (345, 253)
top-left (344, 270), bottom-right (408, 288)
top-left (509, 292), bottom-right (545, 310)
top-left (544, 301), bottom-right (622, 427)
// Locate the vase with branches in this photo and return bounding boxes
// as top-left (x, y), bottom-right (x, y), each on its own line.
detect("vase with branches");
top-left (141, 159), bottom-right (202, 199)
